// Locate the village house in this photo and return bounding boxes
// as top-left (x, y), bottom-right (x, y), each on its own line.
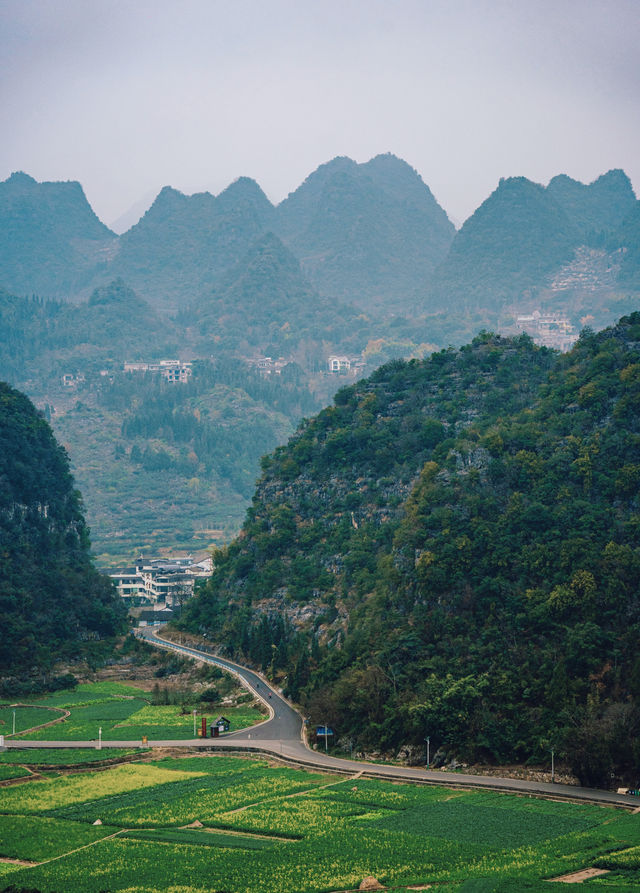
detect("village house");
top-left (107, 553), bottom-right (212, 609)
top-left (245, 356), bottom-right (288, 376)
top-left (123, 360), bottom-right (193, 383)
top-left (515, 311), bottom-right (577, 351)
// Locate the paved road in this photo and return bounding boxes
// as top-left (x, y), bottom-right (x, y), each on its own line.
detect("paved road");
top-left (5, 626), bottom-right (638, 810)
top-left (136, 626), bottom-right (303, 745)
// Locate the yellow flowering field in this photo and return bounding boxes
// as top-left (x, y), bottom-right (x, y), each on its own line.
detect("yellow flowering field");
top-left (0, 762), bottom-right (205, 813)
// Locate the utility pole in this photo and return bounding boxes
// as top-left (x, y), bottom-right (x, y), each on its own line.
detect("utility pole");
top-left (193, 709), bottom-right (197, 737)
top-left (551, 748), bottom-right (555, 783)
top-left (98, 727), bottom-right (102, 750)
top-left (425, 736), bottom-right (430, 768)
top-left (12, 711), bottom-right (16, 735)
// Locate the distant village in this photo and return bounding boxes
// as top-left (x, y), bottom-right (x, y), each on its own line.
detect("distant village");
top-left (61, 354), bottom-right (365, 389)
top-left (246, 354), bottom-right (366, 377)
top-left (106, 553), bottom-right (212, 626)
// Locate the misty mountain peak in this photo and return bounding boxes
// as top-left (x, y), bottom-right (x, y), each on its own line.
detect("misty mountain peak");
top-left (547, 168), bottom-right (637, 234)
top-left (215, 177), bottom-right (275, 227)
top-left (217, 176), bottom-right (272, 206)
top-left (146, 185), bottom-right (190, 212)
top-left (280, 156), bottom-right (358, 205)
top-left (4, 171), bottom-right (38, 189)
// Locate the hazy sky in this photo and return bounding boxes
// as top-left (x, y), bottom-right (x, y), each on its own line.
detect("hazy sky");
top-left (1, 0), bottom-right (638, 229)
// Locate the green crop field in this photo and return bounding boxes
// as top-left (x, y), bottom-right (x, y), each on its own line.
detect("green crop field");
top-left (7, 679), bottom-right (264, 742)
top-left (0, 756), bottom-right (639, 892)
top-left (0, 704), bottom-right (65, 736)
top-left (0, 764), bottom-right (31, 781)
top-left (34, 681), bottom-right (152, 704)
top-left (0, 747), bottom-right (144, 766)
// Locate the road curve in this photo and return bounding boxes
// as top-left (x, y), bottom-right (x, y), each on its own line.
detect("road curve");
top-left (5, 626), bottom-right (638, 810)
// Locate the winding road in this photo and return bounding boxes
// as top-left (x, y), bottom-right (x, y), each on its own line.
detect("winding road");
top-left (4, 626), bottom-right (638, 810)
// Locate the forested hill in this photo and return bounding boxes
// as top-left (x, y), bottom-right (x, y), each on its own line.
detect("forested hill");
top-left (0, 382), bottom-right (126, 689)
top-left (1, 162), bottom-right (638, 328)
top-left (426, 170), bottom-right (638, 312)
top-left (0, 171), bottom-right (116, 299)
top-left (180, 314), bottom-right (640, 785)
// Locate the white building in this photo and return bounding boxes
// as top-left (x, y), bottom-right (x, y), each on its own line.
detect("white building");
top-left (328, 355), bottom-right (351, 373)
top-left (123, 360), bottom-right (192, 383)
top-left (108, 554), bottom-right (211, 607)
top-left (515, 311), bottom-right (577, 352)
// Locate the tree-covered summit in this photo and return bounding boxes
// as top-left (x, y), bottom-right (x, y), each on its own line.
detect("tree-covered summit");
top-left (180, 314), bottom-right (640, 785)
top-left (0, 382), bottom-right (126, 687)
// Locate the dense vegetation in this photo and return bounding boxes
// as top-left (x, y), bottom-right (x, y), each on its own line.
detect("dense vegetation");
top-left (181, 314), bottom-right (640, 785)
top-left (0, 280), bottom-right (180, 382)
top-left (181, 232), bottom-right (372, 359)
top-left (0, 383), bottom-right (126, 687)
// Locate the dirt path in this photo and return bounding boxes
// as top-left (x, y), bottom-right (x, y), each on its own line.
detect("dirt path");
top-left (548, 868), bottom-right (610, 883)
top-left (0, 857), bottom-right (39, 867)
top-left (222, 772), bottom-right (363, 815)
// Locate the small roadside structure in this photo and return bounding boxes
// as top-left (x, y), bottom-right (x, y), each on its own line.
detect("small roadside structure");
top-left (210, 716), bottom-right (230, 737)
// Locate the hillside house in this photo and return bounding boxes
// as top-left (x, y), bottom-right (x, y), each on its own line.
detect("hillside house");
top-left (246, 356), bottom-right (288, 376)
top-left (123, 360), bottom-right (192, 383)
top-left (515, 311), bottom-right (577, 351)
top-left (328, 355), bottom-right (351, 373)
top-left (108, 553), bottom-right (211, 608)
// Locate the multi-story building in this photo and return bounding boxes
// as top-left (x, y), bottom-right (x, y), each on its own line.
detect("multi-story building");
top-left (108, 554), bottom-right (212, 608)
top-left (514, 312), bottom-right (577, 352)
top-left (123, 360), bottom-right (192, 383)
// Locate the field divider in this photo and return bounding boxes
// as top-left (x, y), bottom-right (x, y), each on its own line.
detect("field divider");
top-left (5, 705), bottom-right (70, 737)
top-left (222, 771), bottom-right (363, 815)
top-left (34, 827), bottom-right (130, 867)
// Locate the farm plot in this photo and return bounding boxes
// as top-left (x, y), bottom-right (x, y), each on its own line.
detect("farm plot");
top-left (107, 703), bottom-right (265, 740)
top-left (0, 705), bottom-right (65, 736)
top-left (0, 814), bottom-right (118, 862)
top-left (33, 681), bottom-right (150, 706)
top-left (1, 756), bottom-right (639, 892)
top-left (47, 759), bottom-right (338, 827)
top-left (0, 762), bottom-right (205, 814)
top-left (0, 764), bottom-right (31, 781)
top-left (0, 747), bottom-right (143, 766)
top-left (122, 827), bottom-right (284, 850)
top-left (15, 697), bottom-right (149, 740)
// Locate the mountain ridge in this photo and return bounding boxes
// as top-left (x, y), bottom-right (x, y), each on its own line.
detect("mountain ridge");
top-left (1, 160), bottom-right (637, 323)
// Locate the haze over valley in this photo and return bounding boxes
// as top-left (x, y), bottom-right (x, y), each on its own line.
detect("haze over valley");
top-left (2, 4), bottom-right (640, 890)
top-left (2, 156), bottom-right (639, 561)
